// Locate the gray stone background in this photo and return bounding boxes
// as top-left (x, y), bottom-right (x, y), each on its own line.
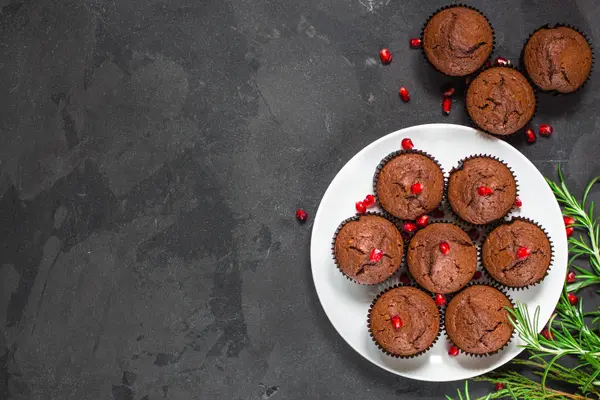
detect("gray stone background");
top-left (1, 0), bottom-right (599, 399)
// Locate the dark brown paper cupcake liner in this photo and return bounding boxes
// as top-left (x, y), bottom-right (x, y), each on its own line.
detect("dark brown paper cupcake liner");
top-left (446, 154), bottom-right (520, 226)
top-left (331, 212), bottom-right (405, 285)
top-left (443, 283), bottom-right (516, 357)
top-left (420, 4), bottom-right (496, 77)
top-left (520, 24), bottom-right (594, 96)
top-left (373, 149), bottom-right (445, 221)
top-left (479, 217), bottom-right (554, 291)
top-left (367, 284), bottom-right (443, 358)
top-left (464, 65), bottom-right (538, 138)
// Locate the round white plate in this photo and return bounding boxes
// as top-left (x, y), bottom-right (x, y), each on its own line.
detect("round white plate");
top-left (310, 123), bottom-right (567, 382)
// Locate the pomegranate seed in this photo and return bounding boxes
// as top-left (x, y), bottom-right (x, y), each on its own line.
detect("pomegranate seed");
top-left (566, 227), bottom-right (574, 237)
top-left (443, 87), bottom-right (455, 97)
top-left (568, 293), bottom-right (578, 305)
top-left (539, 124), bottom-right (553, 136)
top-left (403, 222), bottom-right (417, 233)
top-left (525, 128), bottom-right (536, 143)
top-left (468, 228), bottom-right (480, 241)
top-left (401, 138), bottom-right (414, 150)
top-left (494, 56), bottom-right (510, 66)
top-left (370, 248), bottom-right (384, 262)
top-left (442, 97), bottom-right (452, 115)
top-left (295, 209), bottom-right (308, 221)
top-left (566, 271), bottom-right (576, 283)
top-left (435, 294), bottom-right (446, 307)
top-left (473, 270), bottom-right (482, 280)
top-left (515, 197), bottom-right (522, 208)
top-left (399, 87), bottom-right (410, 102)
top-left (439, 241), bottom-right (450, 255)
top-left (448, 346), bottom-right (459, 356)
top-left (495, 382), bottom-right (505, 391)
top-left (431, 208), bottom-right (444, 218)
top-left (399, 273), bottom-right (411, 285)
top-left (541, 328), bottom-right (553, 340)
top-left (409, 38), bottom-right (422, 49)
top-left (363, 194), bottom-right (376, 207)
top-left (516, 246), bottom-right (531, 260)
top-left (355, 201), bottom-right (366, 213)
top-left (563, 216), bottom-right (575, 226)
top-left (379, 48), bottom-right (392, 64)
top-left (478, 186), bottom-right (493, 196)
top-left (411, 182), bottom-right (423, 195)
top-left (416, 215), bottom-right (429, 228)
top-left (391, 315), bottom-right (403, 329)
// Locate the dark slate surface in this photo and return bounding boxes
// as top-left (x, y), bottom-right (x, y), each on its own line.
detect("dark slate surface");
top-left (1, 0), bottom-right (599, 399)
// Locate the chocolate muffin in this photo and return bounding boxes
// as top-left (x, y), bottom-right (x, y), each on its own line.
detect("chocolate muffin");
top-left (466, 67), bottom-right (536, 135)
top-left (524, 26), bottom-right (592, 93)
top-left (423, 6), bottom-right (493, 76)
top-left (448, 157), bottom-right (517, 225)
top-left (369, 286), bottom-right (440, 357)
top-left (408, 223), bottom-right (477, 294)
top-left (333, 215), bottom-right (404, 284)
top-left (375, 152), bottom-right (444, 221)
top-left (482, 219), bottom-right (552, 287)
top-left (445, 285), bottom-right (513, 355)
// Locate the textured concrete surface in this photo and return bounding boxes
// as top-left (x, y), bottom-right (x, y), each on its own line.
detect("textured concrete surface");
top-left (1, 0), bottom-right (599, 399)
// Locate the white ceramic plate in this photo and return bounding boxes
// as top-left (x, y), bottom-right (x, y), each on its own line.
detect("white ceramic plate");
top-left (310, 123), bottom-right (567, 382)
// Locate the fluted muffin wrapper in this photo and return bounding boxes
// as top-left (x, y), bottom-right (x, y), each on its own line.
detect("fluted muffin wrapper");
top-left (479, 217), bottom-right (554, 291)
top-left (368, 284), bottom-right (443, 358)
top-left (446, 154), bottom-right (520, 226)
top-left (331, 212), bottom-right (405, 286)
top-left (520, 23), bottom-right (594, 96)
top-left (420, 4), bottom-right (496, 77)
top-left (464, 65), bottom-right (538, 138)
top-left (373, 149), bottom-right (445, 221)
top-left (443, 283), bottom-right (515, 357)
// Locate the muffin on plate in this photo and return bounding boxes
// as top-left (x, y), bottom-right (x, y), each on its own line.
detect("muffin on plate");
top-left (448, 156), bottom-right (517, 225)
top-left (466, 67), bottom-right (536, 136)
top-left (368, 286), bottom-right (440, 357)
top-left (482, 219), bottom-right (552, 288)
top-left (422, 6), bottom-right (494, 76)
top-left (445, 285), bottom-right (513, 355)
top-left (407, 223), bottom-right (477, 294)
top-left (374, 151), bottom-right (444, 221)
top-left (524, 26), bottom-right (592, 93)
top-left (333, 214), bottom-right (404, 284)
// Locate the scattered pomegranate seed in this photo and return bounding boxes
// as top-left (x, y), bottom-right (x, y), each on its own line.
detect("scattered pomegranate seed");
top-left (541, 328), bottom-right (553, 340)
top-left (409, 38), bottom-right (422, 49)
top-left (516, 246), bottom-right (531, 260)
top-left (468, 228), bottom-right (480, 241)
top-left (495, 382), bottom-right (505, 391)
top-left (439, 241), bottom-right (450, 255)
top-left (478, 186), bottom-right (493, 196)
top-left (563, 216), bottom-right (575, 226)
top-left (566, 271), bottom-right (576, 283)
top-left (391, 315), bottom-right (403, 329)
top-left (539, 124), bottom-right (553, 136)
top-left (494, 56), bottom-right (510, 66)
top-left (416, 215), bottom-right (429, 228)
top-left (431, 208), bottom-right (444, 218)
top-left (370, 248), bottom-right (384, 262)
top-left (435, 294), bottom-right (446, 307)
top-left (403, 222), bottom-right (417, 233)
top-left (355, 201), bottom-right (367, 213)
top-left (568, 293), bottom-right (578, 305)
top-left (442, 97), bottom-right (452, 115)
top-left (295, 209), bottom-right (308, 222)
top-left (399, 87), bottom-right (410, 102)
top-left (399, 273), bottom-right (411, 285)
top-left (514, 197), bottom-right (522, 208)
top-left (525, 128), bottom-right (536, 143)
top-left (448, 346), bottom-right (459, 356)
top-left (443, 87), bottom-right (455, 97)
top-left (363, 194), bottom-right (376, 207)
top-left (379, 48), bottom-right (392, 64)
top-left (401, 138), bottom-right (414, 150)
top-left (473, 270), bottom-right (482, 280)
top-left (411, 182), bottom-right (423, 195)
top-left (566, 226), bottom-right (574, 237)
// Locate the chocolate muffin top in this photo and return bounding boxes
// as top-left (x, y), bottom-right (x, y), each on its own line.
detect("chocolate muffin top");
top-left (445, 285), bottom-right (513, 355)
top-left (524, 26), bottom-right (592, 93)
top-left (448, 157), bottom-right (517, 225)
top-left (482, 220), bottom-right (552, 287)
top-left (334, 215), bottom-right (404, 284)
top-left (375, 153), bottom-right (444, 221)
top-left (423, 7), bottom-right (493, 76)
top-left (466, 67), bottom-right (536, 135)
top-left (369, 286), bottom-right (440, 356)
top-left (408, 223), bottom-right (477, 294)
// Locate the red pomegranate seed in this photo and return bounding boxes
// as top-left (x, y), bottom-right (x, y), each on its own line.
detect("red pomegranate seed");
top-left (494, 56), bottom-right (510, 66)
top-left (566, 271), bottom-right (576, 283)
top-left (568, 293), bottom-right (578, 305)
top-left (411, 182), bottom-right (423, 195)
top-left (399, 87), bottom-right (410, 102)
top-left (448, 346), bottom-right (459, 356)
top-left (370, 248), bottom-right (384, 262)
top-left (409, 38), bottom-right (422, 49)
top-left (516, 246), bottom-right (531, 260)
top-left (525, 128), bottom-right (536, 143)
top-left (566, 226), bottom-right (574, 237)
top-left (295, 209), bottom-right (308, 221)
top-left (442, 97), bottom-right (452, 115)
top-left (495, 382), bottom-right (505, 391)
top-left (355, 201), bottom-right (366, 213)
top-left (435, 293), bottom-right (446, 307)
top-left (563, 216), bottom-right (575, 226)
top-left (363, 194), bottom-right (376, 207)
top-left (391, 315), bottom-right (403, 329)
top-left (514, 197), bottom-right (522, 208)
top-left (468, 228), bottom-right (480, 241)
top-left (431, 208), bottom-right (444, 218)
top-left (539, 124), bottom-right (553, 136)
top-left (399, 273), bottom-right (411, 285)
top-left (541, 328), bottom-right (553, 340)
top-left (478, 186), bottom-right (493, 196)
top-left (473, 270), bottom-right (482, 280)
top-left (443, 87), bottom-right (455, 97)
top-left (439, 241), bottom-right (450, 255)
top-left (401, 138), bottom-right (414, 150)
top-left (416, 215), bottom-right (429, 228)
top-left (403, 222), bottom-right (417, 233)
top-left (379, 48), bottom-right (392, 64)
